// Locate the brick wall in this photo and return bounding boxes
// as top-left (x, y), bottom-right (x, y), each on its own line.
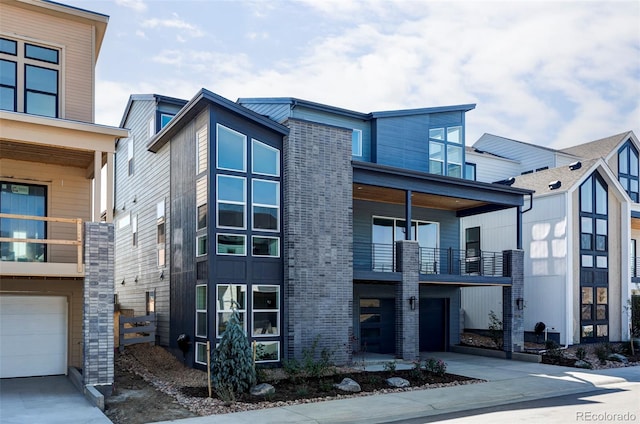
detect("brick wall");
top-left (396, 240), bottom-right (420, 360)
top-left (503, 249), bottom-right (524, 354)
top-left (83, 222), bottom-right (115, 392)
top-left (283, 119), bottom-right (353, 365)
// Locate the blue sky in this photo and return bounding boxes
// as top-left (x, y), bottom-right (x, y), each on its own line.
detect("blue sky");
top-left (66, 0), bottom-right (639, 149)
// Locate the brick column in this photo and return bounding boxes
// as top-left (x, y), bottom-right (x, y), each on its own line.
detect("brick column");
top-left (503, 249), bottom-right (524, 356)
top-left (83, 222), bottom-right (115, 393)
top-left (396, 240), bottom-right (420, 361)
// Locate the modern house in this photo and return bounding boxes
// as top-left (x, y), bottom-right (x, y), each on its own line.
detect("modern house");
top-left (115, 89), bottom-right (532, 368)
top-left (461, 131), bottom-right (639, 346)
top-left (0, 0), bottom-right (128, 395)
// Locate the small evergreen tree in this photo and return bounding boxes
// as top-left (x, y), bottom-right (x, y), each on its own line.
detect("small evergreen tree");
top-left (210, 306), bottom-right (256, 402)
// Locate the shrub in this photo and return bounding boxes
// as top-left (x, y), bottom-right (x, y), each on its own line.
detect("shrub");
top-left (424, 358), bottom-right (447, 376)
top-left (488, 310), bottom-right (503, 349)
top-left (302, 337), bottom-right (334, 378)
top-left (210, 308), bottom-right (256, 403)
top-left (594, 343), bottom-right (610, 364)
top-left (575, 347), bottom-right (587, 361)
top-left (383, 361), bottom-right (397, 372)
top-left (544, 340), bottom-right (563, 358)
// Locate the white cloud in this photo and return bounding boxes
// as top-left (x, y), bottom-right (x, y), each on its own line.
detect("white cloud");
top-left (115, 0), bottom-right (147, 13)
top-left (135, 30), bottom-right (146, 39)
top-left (141, 14), bottom-right (204, 38)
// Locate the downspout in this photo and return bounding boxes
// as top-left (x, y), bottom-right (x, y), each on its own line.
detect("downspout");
top-left (518, 193), bottom-right (533, 250)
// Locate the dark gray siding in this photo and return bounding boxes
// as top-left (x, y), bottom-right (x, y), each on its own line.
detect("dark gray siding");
top-left (374, 111), bottom-right (465, 172)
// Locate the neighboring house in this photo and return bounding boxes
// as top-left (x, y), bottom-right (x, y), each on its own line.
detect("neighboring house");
top-left (115, 89), bottom-right (532, 368)
top-left (0, 0), bottom-right (128, 396)
top-left (461, 131), bottom-right (639, 346)
top-left (114, 94), bottom-right (187, 346)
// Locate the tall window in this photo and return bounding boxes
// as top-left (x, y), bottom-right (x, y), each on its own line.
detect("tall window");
top-left (217, 175), bottom-right (245, 229)
top-left (252, 180), bottom-right (279, 231)
top-left (579, 173), bottom-right (608, 342)
top-left (127, 139), bottom-right (134, 176)
top-left (371, 217), bottom-right (438, 272)
top-left (195, 285), bottom-right (207, 338)
top-left (0, 37), bottom-right (60, 117)
top-left (216, 284), bottom-right (246, 337)
top-left (132, 214), bottom-right (138, 247)
top-left (352, 129), bottom-right (363, 157)
top-left (618, 141), bottom-right (639, 202)
top-left (217, 124), bottom-right (246, 172)
top-left (252, 140), bottom-right (279, 176)
top-left (157, 200), bottom-right (165, 267)
top-left (464, 162), bottom-right (476, 181)
top-left (428, 126), bottom-right (463, 178)
top-left (0, 182), bottom-right (46, 262)
top-left (252, 285), bottom-right (280, 337)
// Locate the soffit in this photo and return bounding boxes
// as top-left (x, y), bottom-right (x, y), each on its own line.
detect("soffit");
top-left (353, 184), bottom-right (489, 211)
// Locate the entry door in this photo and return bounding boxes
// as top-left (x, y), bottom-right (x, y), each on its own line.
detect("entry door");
top-left (359, 298), bottom-right (395, 354)
top-left (420, 298), bottom-right (448, 352)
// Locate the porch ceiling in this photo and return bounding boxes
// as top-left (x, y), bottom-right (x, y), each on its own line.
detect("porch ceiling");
top-left (354, 184), bottom-right (489, 211)
top-left (0, 140), bottom-right (96, 168)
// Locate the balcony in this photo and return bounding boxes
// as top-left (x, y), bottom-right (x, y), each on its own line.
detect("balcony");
top-left (632, 256), bottom-right (640, 282)
top-left (0, 213), bottom-right (84, 277)
top-left (354, 242), bottom-right (508, 284)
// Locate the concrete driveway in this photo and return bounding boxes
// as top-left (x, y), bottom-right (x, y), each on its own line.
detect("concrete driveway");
top-left (0, 375), bottom-right (111, 424)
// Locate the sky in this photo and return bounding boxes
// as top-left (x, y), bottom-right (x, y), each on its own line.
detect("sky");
top-left (64, 0), bottom-right (639, 149)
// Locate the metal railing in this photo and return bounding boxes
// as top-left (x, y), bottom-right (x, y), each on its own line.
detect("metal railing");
top-left (353, 242), bottom-right (505, 277)
top-left (419, 247), bottom-right (504, 277)
top-left (0, 213), bottom-right (83, 272)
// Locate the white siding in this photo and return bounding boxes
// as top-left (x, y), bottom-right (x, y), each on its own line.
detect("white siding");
top-left (522, 194), bottom-right (568, 343)
top-left (466, 151), bottom-right (520, 183)
top-left (461, 287), bottom-right (503, 329)
top-left (473, 134), bottom-right (558, 175)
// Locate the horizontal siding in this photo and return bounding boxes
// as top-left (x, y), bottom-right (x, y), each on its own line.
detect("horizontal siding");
top-left (375, 115), bottom-right (429, 172)
top-left (114, 98), bottom-right (172, 345)
top-left (466, 151), bottom-right (520, 183)
top-left (239, 103), bottom-right (291, 124)
top-left (0, 158), bottom-right (91, 263)
top-left (460, 208), bottom-right (518, 252)
top-left (473, 134), bottom-right (557, 175)
top-left (0, 3), bottom-right (96, 122)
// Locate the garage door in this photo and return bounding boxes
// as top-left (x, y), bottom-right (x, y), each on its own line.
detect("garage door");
top-left (0, 296), bottom-right (67, 378)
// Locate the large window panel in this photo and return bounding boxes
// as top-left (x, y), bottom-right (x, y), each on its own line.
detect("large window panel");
top-left (252, 180), bottom-right (279, 231)
top-left (216, 284), bottom-right (246, 337)
top-left (252, 140), bottom-right (280, 176)
top-left (217, 124), bottom-right (246, 172)
top-left (217, 234), bottom-right (245, 256)
top-left (0, 60), bottom-right (16, 111)
top-left (352, 129), bottom-right (363, 157)
top-left (0, 182), bottom-right (46, 262)
top-left (195, 285), bottom-right (207, 338)
top-left (25, 65), bottom-right (57, 117)
top-left (446, 126), bottom-right (462, 143)
top-left (429, 141), bottom-right (444, 175)
top-left (217, 175), bottom-right (245, 229)
top-left (447, 145), bottom-right (462, 178)
top-left (252, 236), bottom-right (279, 257)
top-left (252, 285), bottom-right (280, 337)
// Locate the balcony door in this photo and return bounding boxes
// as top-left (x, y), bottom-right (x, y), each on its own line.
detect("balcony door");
top-left (372, 217), bottom-right (439, 272)
top-left (0, 182), bottom-right (46, 262)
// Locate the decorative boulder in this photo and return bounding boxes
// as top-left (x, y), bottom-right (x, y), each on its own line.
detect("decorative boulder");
top-left (251, 383), bottom-right (275, 396)
top-left (574, 360), bottom-right (593, 369)
top-left (386, 377), bottom-right (410, 388)
top-left (334, 378), bottom-right (361, 393)
top-left (607, 353), bottom-right (628, 364)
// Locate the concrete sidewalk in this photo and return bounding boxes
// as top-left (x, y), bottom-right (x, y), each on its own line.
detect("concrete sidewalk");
top-left (155, 352), bottom-right (640, 424)
top-left (0, 375), bottom-right (111, 424)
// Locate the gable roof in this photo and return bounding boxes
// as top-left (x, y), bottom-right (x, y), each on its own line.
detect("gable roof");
top-left (148, 89), bottom-right (289, 153)
top-left (509, 158), bottom-right (599, 195)
top-left (559, 131), bottom-right (633, 160)
top-left (119, 94), bottom-right (188, 128)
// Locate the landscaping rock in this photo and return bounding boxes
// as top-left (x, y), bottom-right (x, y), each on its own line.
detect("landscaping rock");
top-left (251, 383), bottom-right (275, 396)
top-left (386, 377), bottom-right (410, 388)
top-left (334, 378), bottom-right (361, 392)
top-left (574, 360), bottom-right (593, 369)
top-left (608, 353), bottom-right (628, 364)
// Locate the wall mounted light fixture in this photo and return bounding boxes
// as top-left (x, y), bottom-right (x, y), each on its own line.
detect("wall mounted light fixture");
top-left (160, 270), bottom-right (164, 280)
top-left (516, 297), bottom-right (524, 310)
top-left (409, 296), bottom-right (417, 310)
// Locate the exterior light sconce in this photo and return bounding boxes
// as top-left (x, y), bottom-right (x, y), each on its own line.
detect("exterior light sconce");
top-left (134, 275), bottom-right (138, 283)
top-left (160, 270), bottom-right (164, 280)
top-left (409, 296), bottom-right (417, 310)
top-left (516, 297), bottom-right (524, 310)
top-left (121, 279), bottom-right (125, 285)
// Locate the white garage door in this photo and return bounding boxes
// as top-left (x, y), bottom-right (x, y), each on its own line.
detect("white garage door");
top-left (0, 295), bottom-right (67, 378)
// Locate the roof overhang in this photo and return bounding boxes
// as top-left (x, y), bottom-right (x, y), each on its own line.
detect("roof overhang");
top-left (353, 161), bottom-right (533, 217)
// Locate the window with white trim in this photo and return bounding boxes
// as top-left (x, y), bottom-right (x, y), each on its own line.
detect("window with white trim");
top-left (252, 236), bottom-right (279, 257)
top-left (132, 213), bottom-right (138, 247)
top-left (195, 284), bottom-right (207, 338)
top-left (196, 234), bottom-right (208, 257)
top-left (254, 341), bottom-right (279, 363)
top-left (352, 129), bottom-right (362, 157)
top-left (217, 233), bottom-right (245, 256)
top-left (195, 342), bottom-right (207, 365)
top-left (252, 179), bottom-right (279, 231)
top-left (216, 284), bottom-right (246, 337)
top-left (217, 175), bottom-right (245, 229)
top-left (252, 139), bottom-right (280, 176)
top-left (428, 125), bottom-right (464, 178)
top-left (252, 285), bottom-right (279, 337)
top-left (127, 139), bottom-right (134, 176)
top-left (157, 200), bottom-right (165, 266)
top-left (0, 37), bottom-right (60, 117)
top-left (196, 177), bottom-right (207, 231)
top-left (216, 124), bottom-right (246, 172)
